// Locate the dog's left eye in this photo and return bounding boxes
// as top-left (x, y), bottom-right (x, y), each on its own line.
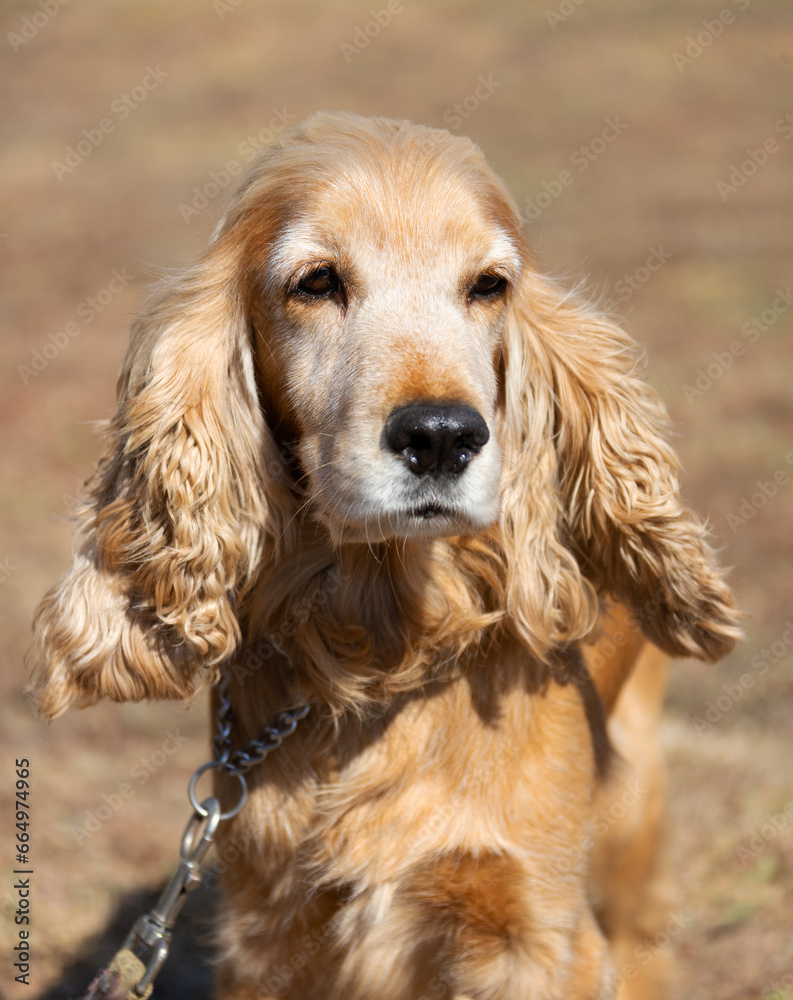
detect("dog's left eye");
top-left (469, 273), bottom-right (507, 300)
top-left (296, 267), bottom-right (341, 298)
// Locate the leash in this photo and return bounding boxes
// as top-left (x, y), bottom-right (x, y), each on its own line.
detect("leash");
top-left (82, 670), bottom-right (310, 1000)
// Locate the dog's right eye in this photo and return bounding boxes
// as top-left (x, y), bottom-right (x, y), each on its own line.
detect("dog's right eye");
top-left (296, 267), bottom-right (341, 298)
top-left (469, 272), bottom-right (507, 300)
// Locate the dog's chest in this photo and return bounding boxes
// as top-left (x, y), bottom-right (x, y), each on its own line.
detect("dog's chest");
top-left (213, 662), bottom-right (610, 997)
top-left (231, 667), bottom-right (597, 891)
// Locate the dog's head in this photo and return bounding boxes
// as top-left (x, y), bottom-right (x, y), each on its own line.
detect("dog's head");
top-left (236, 115), bottom-right (517, 544)
top-left (30, 112), bottom-right (740, 716)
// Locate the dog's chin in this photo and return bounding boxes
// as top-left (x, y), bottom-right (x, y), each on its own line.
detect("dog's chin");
top-left (321, 503), bottom-right (498, 545)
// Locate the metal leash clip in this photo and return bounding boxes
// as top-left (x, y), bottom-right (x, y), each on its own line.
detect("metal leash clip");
top-left (122, 797), bottom-right (221, 996)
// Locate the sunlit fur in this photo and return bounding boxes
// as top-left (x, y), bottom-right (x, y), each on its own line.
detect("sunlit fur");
top-left (30, 113), bottom-right (740, 999)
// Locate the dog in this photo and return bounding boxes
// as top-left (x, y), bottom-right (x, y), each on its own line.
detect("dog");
top-left (31, 112), bottom-right (740, 999)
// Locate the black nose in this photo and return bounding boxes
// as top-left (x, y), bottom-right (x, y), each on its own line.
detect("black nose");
top-left (384, 403), bottom-right (490, 476)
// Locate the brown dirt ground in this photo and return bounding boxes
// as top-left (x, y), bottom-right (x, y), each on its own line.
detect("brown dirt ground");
top-left (1, 1), bottom-right (791, 997)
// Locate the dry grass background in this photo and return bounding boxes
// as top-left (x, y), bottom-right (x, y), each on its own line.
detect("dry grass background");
top-left (1, 1), bottom-right (791, 997)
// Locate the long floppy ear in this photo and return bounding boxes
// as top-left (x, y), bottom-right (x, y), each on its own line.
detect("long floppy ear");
top-left (30, 236), bottom-right (279, 717)
top-left (500, 266), bottom-right (741, 663)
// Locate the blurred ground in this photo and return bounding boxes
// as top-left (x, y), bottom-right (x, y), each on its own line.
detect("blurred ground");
top-left (1, 1), bottom-right (791, 997)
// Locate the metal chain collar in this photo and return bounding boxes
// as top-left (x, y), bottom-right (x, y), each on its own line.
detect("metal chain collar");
top-left (188, 671), bottom-right (310, 820)
top-left (215, 669), bottom-right (310, 775)
top-left (83, 654), bottom-right (310, 1000)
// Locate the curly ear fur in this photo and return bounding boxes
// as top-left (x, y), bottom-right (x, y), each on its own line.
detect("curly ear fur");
top-left (30, 237), bottom-right (281, 717)
top-left (500, 266), bottom-right (741, 662)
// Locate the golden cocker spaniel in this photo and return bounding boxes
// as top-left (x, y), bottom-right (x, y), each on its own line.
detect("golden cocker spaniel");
top-left (31, 113), bottom-right (740, 1000)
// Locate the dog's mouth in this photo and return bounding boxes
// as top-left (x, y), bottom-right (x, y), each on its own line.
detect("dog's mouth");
top-left (409, 503), bottom-right (453, 521)
top-left (386, 501), bottom-right (485, 539)
top-left (320, 501), bottom-right (482, 544)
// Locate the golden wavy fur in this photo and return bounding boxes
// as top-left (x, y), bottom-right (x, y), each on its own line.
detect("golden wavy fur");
top-left (31, 113), bottom-right (740, 999)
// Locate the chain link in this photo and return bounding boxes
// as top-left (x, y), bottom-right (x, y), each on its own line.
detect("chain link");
top-left (212, 667), bottom-right (311, 777)
top-left (189, 647), bottom-right (310, 817)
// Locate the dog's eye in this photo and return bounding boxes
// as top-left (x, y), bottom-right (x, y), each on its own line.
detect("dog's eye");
top-left (296, 267), bottom-right (341, 298)
top-left (470, 273), bottom-right (507, 300)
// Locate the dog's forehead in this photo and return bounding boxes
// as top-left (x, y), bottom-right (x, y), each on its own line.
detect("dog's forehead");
top-left (269, 141), bottom-right (522, 277)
